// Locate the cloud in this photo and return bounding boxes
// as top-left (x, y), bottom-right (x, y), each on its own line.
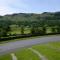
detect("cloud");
top-left (0, 0), bottom-right (60, 15)
top-left (0, 0), bottom-right (28, 15)
top-left (0, 0), bottom-right (14, 15)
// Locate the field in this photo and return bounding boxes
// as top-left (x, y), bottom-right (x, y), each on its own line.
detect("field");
top-left (32, 42), bottom-right (60, 60)
top-left (9, 25), bottom-right (53, 35)
top-left (0, 41), bottom-right (60, 60)
top-left (9, 25), bottom-right (30, 34)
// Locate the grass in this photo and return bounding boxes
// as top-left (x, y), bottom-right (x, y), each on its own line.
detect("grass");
top-left (32, 42), bottom-right (60, 60)
top-left (15, 49), bottom-right (40, 60)
top-left (0, 54), bottom-right (11, 60)
top-left (46, 42), bottom-right (60, 48)
top-left (10, 26), bottom-right (30, 34)
top-left (0, 42), bottom-right (60, 60)
top-left (46, 27), bottom-right (52, 33)
top-left (10, 26), bottom-right (53, 34)
top-left (0, 48), bottom-right (40, 60)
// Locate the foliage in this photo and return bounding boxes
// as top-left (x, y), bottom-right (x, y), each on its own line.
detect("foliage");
top-left (0, 12), bottom-right (60, 37)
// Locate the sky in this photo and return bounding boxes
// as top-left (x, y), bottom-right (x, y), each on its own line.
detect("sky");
top-left (0, 0), bottom-right (60, 15)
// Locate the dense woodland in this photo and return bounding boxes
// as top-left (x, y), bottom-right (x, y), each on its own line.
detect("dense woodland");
top-left (0, 12), bottom-right (60, 39)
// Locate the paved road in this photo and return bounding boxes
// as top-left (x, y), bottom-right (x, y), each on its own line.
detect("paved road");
top-left (0, 35), bottom-right (60, 55)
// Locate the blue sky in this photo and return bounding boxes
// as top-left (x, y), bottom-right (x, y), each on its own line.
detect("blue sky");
top-left (0, 0), bottom-right (60, 15)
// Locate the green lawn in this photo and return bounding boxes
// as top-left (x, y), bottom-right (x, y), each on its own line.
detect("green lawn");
top-left (32, 42), bottom-right (60, 60)
top-left (0, 54), bottom-right (11, 60)
top-left (0, 42), bottom-right (60, 60)
top-left (46, 42), bottom-right (60, 48)
top-left (0, 49), bottom-right (40, 60)
top-left (15, 49), bottom-right (40, 60)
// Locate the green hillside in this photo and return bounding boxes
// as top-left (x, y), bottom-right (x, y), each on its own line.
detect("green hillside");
top-left (0, 12), bottom-right (60, 38)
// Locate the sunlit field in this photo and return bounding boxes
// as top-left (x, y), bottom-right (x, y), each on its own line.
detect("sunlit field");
top-left (9, 25), bottom-right (53, 35)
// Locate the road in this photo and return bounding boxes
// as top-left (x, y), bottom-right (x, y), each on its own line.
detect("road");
top-left (0, 35), bottom-right (60, 55)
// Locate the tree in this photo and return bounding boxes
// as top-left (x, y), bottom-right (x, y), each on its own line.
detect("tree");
top-left (0, 20), bottom-right (11, 37)
top-left (42, 26), bottom-right (46, 34)
top-left (20, 25), bottom-right (24, 34)
top-left (30, 25), bottom-right (35, 34)
top-left (56, 26), bottom-right (60, 33)
top-left (51, 27), bottom-right (56, 33)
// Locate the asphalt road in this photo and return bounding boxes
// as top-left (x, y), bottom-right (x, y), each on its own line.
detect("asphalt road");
top-left (0, 35), bottom-right (60, 55)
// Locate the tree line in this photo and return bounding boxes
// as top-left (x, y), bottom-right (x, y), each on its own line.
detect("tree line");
top-left (0, 12), bottom-right (60, 37)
